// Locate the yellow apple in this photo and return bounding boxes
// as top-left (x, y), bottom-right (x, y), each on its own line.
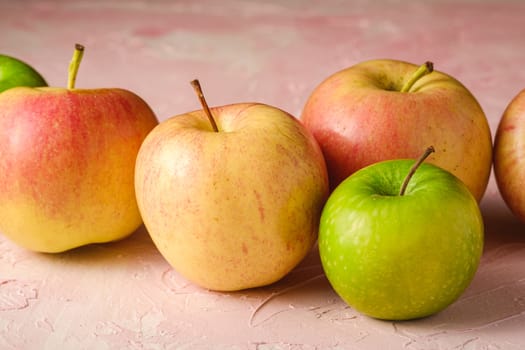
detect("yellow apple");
top-left (135, 81), bottom-right (329, 291)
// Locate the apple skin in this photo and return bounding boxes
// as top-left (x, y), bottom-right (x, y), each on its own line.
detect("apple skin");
top-left (0, 87), bottom-right (158, 252)
top-left (135, 103), bottom-right (329, 291)
top-left (0, 54), bottom-right (47, 92)
top-left (319, 159), bottom-right (484, 321)
top-left (301, 59), bottom-right (492, 201)
top-left (494, 89), bottom-right (525, 222)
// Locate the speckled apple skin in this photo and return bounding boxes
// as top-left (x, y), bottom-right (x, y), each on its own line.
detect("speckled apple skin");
top-left (301, 59), bottom-right (493, 201)
top-left (0, 87), bottom-right (159, 252)
top-left (135, 103), bottom-right (329, 291)
top-left (319, 160), bottom-right (484, 321)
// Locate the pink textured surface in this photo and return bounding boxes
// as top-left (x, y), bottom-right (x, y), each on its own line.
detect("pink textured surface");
top-left (1, 0), bottom-right (525, 348)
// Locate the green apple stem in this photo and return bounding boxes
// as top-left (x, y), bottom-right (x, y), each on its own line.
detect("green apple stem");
top-left (67, 43), bottom-right (85, 89)
top-left (399, 146), bottom-right (435, 196)
top-left (191, 79), bottom-right (219, 132)
top-left (400, 61), bottom-right (434, 93)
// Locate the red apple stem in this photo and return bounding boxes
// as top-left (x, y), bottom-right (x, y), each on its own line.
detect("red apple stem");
top-left (399, 146), bottom-right (435, 196)
top-left (190, 79), bottom-right (219, 132)
top-left (400, 61), bottom-right (433, 93)
top-left (67, 43), bottom-right (85, 89)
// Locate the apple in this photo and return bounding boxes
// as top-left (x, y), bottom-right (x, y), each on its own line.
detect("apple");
top-left (0, 44), bottom-right (158, 252)
top-left (318, 147), bottom-right (484, 321)
top-left (301, 59), bottom-right (492, 201)
top-left (135, 80), bottom-right (329, 291)
top-left (0, 54), bottom-right (47, 92)
top-left (494, 88), bottom-right (525, 222)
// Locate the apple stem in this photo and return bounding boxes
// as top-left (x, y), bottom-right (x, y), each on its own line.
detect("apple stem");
top-left (400, 61), bottom-right (434, 93)
top-left (67, 43), bottom-right (85, 89)
top-left (190, 79), bottom-right (219, 132)
top-left (399, 146), bottom-right (435, 196)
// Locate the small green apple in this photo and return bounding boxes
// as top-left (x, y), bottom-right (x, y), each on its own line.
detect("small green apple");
top-left (319, 147), bottom-right (484, 320)
top-left (0, 54), bottom-right (47, 92)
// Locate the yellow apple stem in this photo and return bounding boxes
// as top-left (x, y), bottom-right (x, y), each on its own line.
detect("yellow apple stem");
top-left (400, 61), bottom-right (434, 93)
top-left (67, 43), bottom-right (85, 89)
top-left (399, 146), bottom-right (435, 196)
top-left (191, 79), bottom-right (219, 132)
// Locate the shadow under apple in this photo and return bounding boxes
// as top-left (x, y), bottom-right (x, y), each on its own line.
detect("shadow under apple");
top-left (28, 224), bottom-right (165, 270)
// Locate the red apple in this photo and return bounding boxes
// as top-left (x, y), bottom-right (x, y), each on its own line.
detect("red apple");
top-left (0, 44), bottom-right (158, 252)
top-left (134, 80), bottom-right (329, 291)
top-left (301, 59), bottom-right (492, 201)
top-left (494, 88), bottom-right (525, 222)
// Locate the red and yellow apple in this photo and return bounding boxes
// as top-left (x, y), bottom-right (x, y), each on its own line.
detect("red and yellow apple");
top-left (0, 44), bottom-right (158, 252)
top-left (301, 59), bottom-right (492, 201)
top-left (494, 88), bottom-right (525, 222)
top-left (135, 80), bottom-right (329, 291)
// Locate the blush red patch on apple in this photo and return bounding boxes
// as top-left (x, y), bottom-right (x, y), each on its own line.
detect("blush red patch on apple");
top-left (0, 44), bottom-right (523, 321)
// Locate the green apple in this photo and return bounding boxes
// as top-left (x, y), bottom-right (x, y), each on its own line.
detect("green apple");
top-left (0, 44), bottom-right (158, 252)
top-left (318, 147), bottom-right (484, 320)
top-left (301, 59), bottom-right (493, 202)
top-left (494, 88), bottom-right (525, 223)
top-left (0, 54), bottom-right (47, 92)
top-left (135, 80), bottom-right (329, 291)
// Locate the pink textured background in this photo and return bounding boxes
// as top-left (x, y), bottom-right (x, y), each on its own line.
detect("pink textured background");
top-left (1, 0), bottom-right (525, 348)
